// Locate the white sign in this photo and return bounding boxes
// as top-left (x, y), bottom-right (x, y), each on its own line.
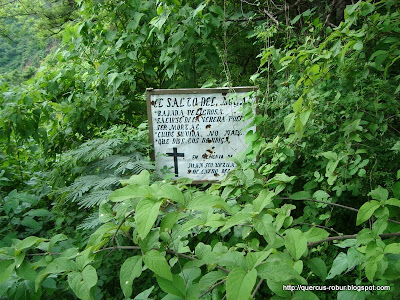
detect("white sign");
top-left (146, 87), bottom-right (256, 182)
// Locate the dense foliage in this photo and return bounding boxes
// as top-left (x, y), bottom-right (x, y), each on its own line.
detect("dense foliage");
top-left (0, 0), bottom-right (400, 299)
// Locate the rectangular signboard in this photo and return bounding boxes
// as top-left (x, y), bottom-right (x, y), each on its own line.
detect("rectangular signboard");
top-left (146, 87), bottom-right (256, 182)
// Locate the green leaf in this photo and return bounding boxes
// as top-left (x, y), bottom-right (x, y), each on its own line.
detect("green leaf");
top-left (14, 236), bottom-right (45, 252)
top-left (293, 291), bottom-right (319, 300)
top-left (337, 290), bottom-right (366, 300)
top-left (392, 182), bottom-right (400, 199)
top-left (135, 198), bottom-right (162, 239)
top-left (326, 252), bottom-right (347, 279)
top-left (384, 243), bottom-right (400, 254)
top-left (284, 113), bottom-right (295, 132)
top-left (368, 186), bottom-right (388, 201)
top-left (157, 274), bottom-right (186, 298)
top-left (0, 260), bottom-right (14, 284)
top-left (220, 212), bottom-right (252, 232)
top-left (133, 286), bottom-right (154, 300)
top-left (290, 191), bottom-right (311, 200)
top-left (365, 261), bottom-right (377, 282)
top-left (356, 200), bottom-right (380, 225)
top-left (120, 256), bottom-right (142, 298)
top-left (303, 227), bottom-right (329, 243)
top-left (226, 267), bottom-right (257, 300)
top-left (171, 31), bottom-right (184, 46)
top-left (187, 194), bottom-right (231, 213)
top-left (82, 265), bottom-right (97, 288)
top-left (143, 250), bottom-right (172, 281)
top-left (158, 185), bottom-right (184, 206)
top-left (284, 229), bottom-right (307, 260)
top-left (307, 257), bottom-right (327, 280)
top-left (127, 12), bottom-right (145, 30)
top-left (121, 170), bottom-right (150, 186)
top-left (392, 141), bottom-right (400, 151)
top-left (361, 2), bottom-right (375, 16)
top-left (107, 72), bottom-right (119, 87)
top-left (386, 198), bottom-right (400, 208)
top-left (199, 271), bottom-right (226, 293)
top-left (68, 269), bottom-right (95, 300)
top-left (253, 190), bottom-right (274, 213)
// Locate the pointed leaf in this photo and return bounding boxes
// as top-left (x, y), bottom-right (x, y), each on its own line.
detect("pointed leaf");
top-left (120, 256), bottom-right (143, 298)
top-left (144, 250), bottom-right (172, 281)
top-left (136, 198), bottom-right (162, 239)
top-left (226, 267), bottom-right (257, 300)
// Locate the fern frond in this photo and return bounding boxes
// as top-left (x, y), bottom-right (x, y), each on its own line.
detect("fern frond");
top-left (93, 176), bottom-right (121, 190)
top-left (66, 175), bottom-right (101, 201)
top-left (77, 212), bottom-right (101, 230)
top-left (78, 190), bottom-right (113, 208)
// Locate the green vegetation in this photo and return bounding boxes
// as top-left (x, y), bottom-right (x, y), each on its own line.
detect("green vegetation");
top-left (0, 0), bottom-right (400, 299)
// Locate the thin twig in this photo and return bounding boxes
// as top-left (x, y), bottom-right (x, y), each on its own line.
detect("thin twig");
top-left (294, 222), bottom-right (341, 235)
top-left (307, 231), bottom-right (400, 247)
top-left (263, 9), bottom-right (279, 26)
top-left (199, 279), bottom-right (226, 298)
top-left (252, 278), bottom-right (264, 298)
top-left (278, 197), bottom-right (400, 225)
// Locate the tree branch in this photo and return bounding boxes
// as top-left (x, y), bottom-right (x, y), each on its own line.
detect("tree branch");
top-left (252, 278), bottom-right (264, 298)
top-left (307, 231), bottom-right (400, 247)
top-left (199, 279), bottom-right (226, 298)
top-left (278, 197), bottom-right (400, 225)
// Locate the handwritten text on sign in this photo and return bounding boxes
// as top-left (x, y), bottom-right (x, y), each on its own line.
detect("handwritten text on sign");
top-left (147, 88), bottom-right (256, 181)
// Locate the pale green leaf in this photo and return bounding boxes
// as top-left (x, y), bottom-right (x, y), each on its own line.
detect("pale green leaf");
top-left (307, 257), bottom-right (327, 280)
top-left (158, 185), bottom-right (184, 206)
top-left (120, 256), bottom-right (142, 298)
top-left (356, 200), bottom-right (380, 225)
top-left (143, 250), bottom-right (172, 281)
top-left (220, 212), bottom-right (252, 232)
top-left (135, 198), bottom-right (162, 239)
top-left (157, 274), bottom-right (186, 297)
top-left (226, 267), bottom-right (257, 300)
top-left (284, 229), bottom-right (307, 260)
top-left (326, 252), bottom-right (347, 279)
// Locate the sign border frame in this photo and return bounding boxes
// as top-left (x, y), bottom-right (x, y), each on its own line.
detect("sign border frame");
top-left (146, 86), bottom-right (258, 183)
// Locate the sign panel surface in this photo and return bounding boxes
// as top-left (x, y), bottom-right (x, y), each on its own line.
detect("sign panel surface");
top-left (147, 87), bottom-right (256, 181)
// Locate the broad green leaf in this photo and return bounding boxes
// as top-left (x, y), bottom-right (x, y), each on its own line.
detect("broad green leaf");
top-left (246, 250), bottom-right (273, 270)
top-left (220, 212), bottom-right (252, 232)
top-left (337, 290), bottom-right (366, 300)
top-left (307, 257), bottom-right (327, 280)
top-left (144, 250), bottom-right (172, 281)
top-left (392, 182), bottom-right (400, 199)
top-left (365, 261), bottom-right (377, 282)
top-left (326, 252), bottom-right (347, 279)
top-left (303, 227), bottom-right (329, 243)
top-left (284, 229), bottom-right (307, 260)
top-left (284, 113), bottom-right (295, 132)
top-left (133, 286), bottom-right (154, 300)
top-left (254, 214), bottom-right (276, 244)
top-left (68, 271), bottom-right (94, 300)
top-left (198, 271), bottom-right (226, 293)
top-left (160, 211), bottom-right (181, 232)
top-left (384, 243), bottom-right (400, 254)
top-left (171, 31), bottom-right (184, 46)
top-left (14, 236), bottom-right (45, 252)
top-left (0, 260), bottom-right (14, 284)
top-left (135, 198), bottom-right (162, 239)
top-left (226, 267), bottom-right (257, 300)
top-left (121, 170), bottom-right (150, 186)
top-left (16, 260), bottom-right (37, 281)
top-left (321, 151), bottom-right (337, 161)
top-left (386, 198), bottom-right (400, 208)
top-left (82, 265), bottom-right (97, 288)
top-left (109, 185), bottom-right (152, 202)
top-left (158, 185), bottom-right (184, 206)
top-left (127, 12), bottom-right (145, 30)
top-left (157, 274), bottom-right (186, 298)
top-left (253, 190), bottom-right (274, 213)
top-left (368, 186), bottom-right (388, 201)
top-left (120, 256), bottom-right (142, 298)
top-left (290, 191), bottom-right (311, 200)
top-left (356, 200), bottom-right (380, 225)
top-left (293, 291), bottom-right (319, 300)
top-left (187, 194), bottom-right (231, 213)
